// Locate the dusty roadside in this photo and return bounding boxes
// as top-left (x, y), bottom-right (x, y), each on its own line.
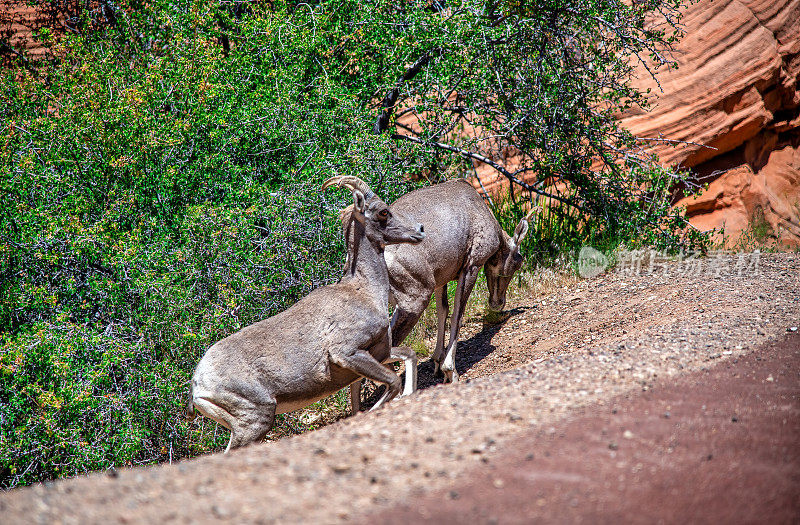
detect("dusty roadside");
top-left (0, 252), bottom-right (798, 524)
top-left (378, 331), bottom-right (800, 524)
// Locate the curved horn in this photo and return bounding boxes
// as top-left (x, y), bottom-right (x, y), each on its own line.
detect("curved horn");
top-left (321, 176), bottom-right (375, 199)
top-left (524, 205), bottom-right (541, 223)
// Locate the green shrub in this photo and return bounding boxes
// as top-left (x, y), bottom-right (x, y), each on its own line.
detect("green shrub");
top-left (1, 0), bottom-right (709, 488)
top-left (1, 323), bottom-right (146, 482)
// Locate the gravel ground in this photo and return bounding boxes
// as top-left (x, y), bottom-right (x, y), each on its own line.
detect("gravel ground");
top-left (1, 252), bottom-right (798, 524)
top-left (378, 331), bottom-right (800, 524)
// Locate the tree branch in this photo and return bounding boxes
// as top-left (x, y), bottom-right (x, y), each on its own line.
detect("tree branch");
top-left (372, 53), bottom-right (431, 134)
top-left (391, 133), bottom-right (585, 211)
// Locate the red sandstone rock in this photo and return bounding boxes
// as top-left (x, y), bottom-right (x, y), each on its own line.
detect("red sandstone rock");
top-left (620, 0), bottom-right (800, 247)
top-left (676, 145), bottom-right (800, 248)
top-left (0, 2), bottom-right (64, 65)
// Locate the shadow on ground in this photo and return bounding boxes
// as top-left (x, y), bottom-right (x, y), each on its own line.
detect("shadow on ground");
top-left (360, 307), bottom-right (527, 408)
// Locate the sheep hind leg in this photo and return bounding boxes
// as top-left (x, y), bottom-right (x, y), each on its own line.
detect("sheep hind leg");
top-left (432, 286), bottom-right (449, 377)
top-left (349, 379), bottom-right (362, 416)
top-left (225, 401), bottom-right (277, 453)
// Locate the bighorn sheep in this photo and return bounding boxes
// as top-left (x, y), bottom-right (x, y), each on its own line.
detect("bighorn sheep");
top-left (350, 180), bottom-right (534, 396)
top-left (187, 176), bottom-right (425, 451)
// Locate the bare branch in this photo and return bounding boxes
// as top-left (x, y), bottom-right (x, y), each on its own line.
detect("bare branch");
top-left (391, 133), bottom-right (585, 211)
top-left (372, 52), bottom-right (432, 134)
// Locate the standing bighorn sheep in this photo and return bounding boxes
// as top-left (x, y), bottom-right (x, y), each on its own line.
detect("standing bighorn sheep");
top-left (187, 176), bottom-right (425, 451)
top-left (350, 180), bottom-right (535, 397)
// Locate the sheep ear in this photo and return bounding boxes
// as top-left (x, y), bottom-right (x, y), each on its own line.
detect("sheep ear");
top-left (512, 206), bottom-right (539, 247)
top-left (512, 219), bottom-right (529, 246)
top-left (352, 190), bottom-right (366, 214)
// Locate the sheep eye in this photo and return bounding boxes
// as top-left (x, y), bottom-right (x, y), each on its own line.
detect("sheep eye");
top-left (378, 209), bottom-right (389, 219)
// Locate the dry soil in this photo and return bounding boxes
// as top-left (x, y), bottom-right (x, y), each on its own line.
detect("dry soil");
top-left (1, 252), bottom-right (798, 524)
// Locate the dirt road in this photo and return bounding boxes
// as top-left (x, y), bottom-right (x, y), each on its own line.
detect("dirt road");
top-left (1, 252), bottom-right (798, 524)
top-left (377, 331), bottom-right (800, 524)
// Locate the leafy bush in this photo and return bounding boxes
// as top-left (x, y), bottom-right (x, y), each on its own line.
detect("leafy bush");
top-left (1, 0), bottom-right (708, 487)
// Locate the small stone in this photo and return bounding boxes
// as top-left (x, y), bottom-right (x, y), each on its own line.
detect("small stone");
top-left (766, 375), bottom-right (775, 382)
top-left (663, 411), bottom-right (671, 419)
top-left (731, 416), bottom-right (739, 422)
top-left (789, 327), bottom-right (798, 332)
top-left (609, 442), bottom-right (619, 450)
top-left (449, 490), bottom-right (460, 500)
top-left (493, 478), bottom-right (505, 488)
top-left (331, 464), bottom-right (351, 474)
top-left (106, 467), bottom-right (119, 478)
top-left (623, 430), bottom-right (634, 439)
top-left (211, 505), bottom-right (231, 519)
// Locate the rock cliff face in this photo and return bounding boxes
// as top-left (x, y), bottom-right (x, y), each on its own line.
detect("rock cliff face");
top-left (1, 3), bottom-right (116, 66)
top-left (618, 0), bottom-right (800, 247)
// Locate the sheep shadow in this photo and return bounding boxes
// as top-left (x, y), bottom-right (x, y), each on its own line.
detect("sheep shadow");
top-left (359, 306), bottom-right (527, 408)
top-left (415, 306), bottom-right (526, 390)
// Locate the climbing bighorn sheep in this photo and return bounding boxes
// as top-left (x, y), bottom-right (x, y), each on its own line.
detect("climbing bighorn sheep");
top-left (350, 179), bottom-right (535, 398)
top-left (187, 176), bottom-right (425, 451)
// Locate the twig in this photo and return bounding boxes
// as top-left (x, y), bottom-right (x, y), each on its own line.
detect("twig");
top-left (373, 53), bottom-right (433, 134)
top-left (472, 167), bottom-right (495, 208)
top-left (391, 133), bottom-right (585, 211)
top-left (635, 135), bottom-right (718, 150)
